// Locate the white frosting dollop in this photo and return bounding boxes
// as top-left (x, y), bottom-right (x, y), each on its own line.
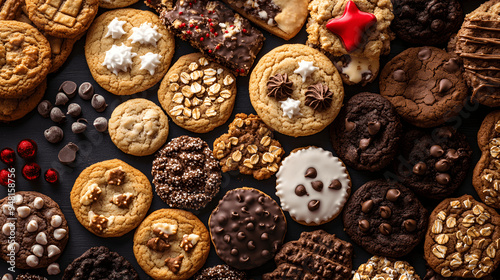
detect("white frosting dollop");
top-left (294, 60), bottom-right (319, 82)
top-left (105, 18), bottom-right (127, 39)
top-left (279, 98), bottom-right (302, 119)
top-left (129, 23), bottom-right (162, 46)
top-left (102, 44), bottom-right (137, 75)
top-left (140, 52), bottom-right (162, 75)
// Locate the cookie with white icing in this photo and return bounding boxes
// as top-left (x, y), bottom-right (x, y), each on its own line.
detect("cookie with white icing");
top-left (276, 146), bottom-right (351, 226)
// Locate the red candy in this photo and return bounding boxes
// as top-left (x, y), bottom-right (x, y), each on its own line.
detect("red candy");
top-left (0, 169), bottom-right (10, 187)
top-left (325, 1), bottom-right (377, 52)
top-left (22, 163), bottom-right (41, 181)
top-left (44, 168), bottom-right (59, 184)
top-left (17, 139), bottom-right (38, 159)
top-left (0, 148), bottom-right (15, 165)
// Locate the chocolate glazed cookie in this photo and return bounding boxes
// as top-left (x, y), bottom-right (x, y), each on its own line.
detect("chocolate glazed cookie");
top-left (331, 92), bottom-right (402, 171)
top-left (343, 179), bottom-right (428, 258)
top-left (394, 126), bottom-right (472, 199)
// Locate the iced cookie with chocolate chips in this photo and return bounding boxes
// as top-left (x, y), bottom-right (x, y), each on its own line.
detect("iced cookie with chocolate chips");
top-left (353, 256), bottom-right (421, 280)
top-left (394, 126), bottom-right (472, 199)
top-left (194, 265), bottom-right (246, 280)
top-left (330, 92), bottom-right (402, 171)
top-left (343, 180), bottom-right (428, 258)
top-left (276, 147), bottom-right (351, 226)
top-left (380, 47), bottom-right (468, 128)
top-left (209, 187), bottom-right (287, 270)
top-left (70, 159), bottom-right (153, 237)
top-left (0, 0), bottom-right (21, 20)
top-left (108, 98), bottom-right (169, 156)
top-left (158, 53), bottom-right (237, 133)
top-left (63, 246), bottom-right (139, 280)
top-left (213, 113), bottom-right (285, 180)
top-left (249, 44), bottom-right (344, 137)
top-left (0, 191), bottom-right (69, 269)
top-left (0, 79), bottom-right (46, 122)
top-left (424, 195), bottom-right (500, 278)
top-left (263, 230), bottom-right (354, 280)
top-left (133, 208), bottom-right (210, 280)
top-left (152, 136), bottom-right (221, 210)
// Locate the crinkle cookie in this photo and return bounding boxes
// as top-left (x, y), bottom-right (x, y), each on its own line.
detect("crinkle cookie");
top-left (0, 79), bottom-right (46, 122)
top-left (249, 44), bottom-right (344, 137)
top-left (353, 256), bottom-right (421, 280)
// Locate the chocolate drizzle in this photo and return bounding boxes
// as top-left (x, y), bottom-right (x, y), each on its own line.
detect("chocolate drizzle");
top-left (267, 73), bottom-right (293, 100)
top-left (305, 83), bottom-right (333, 111)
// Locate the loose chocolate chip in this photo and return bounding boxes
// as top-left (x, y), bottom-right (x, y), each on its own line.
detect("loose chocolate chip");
top-left (59, 81), bottom-right (77, 98)
top-left (436, 173), bottom-right (450, 185)
top-left (359, 138), bottom-right (370, 150)
top-left (435, 159), bottom-right (451, 172)
top-left (311, 181), bottom-right (323, 192)
top-left (367, 121), bottom-right (381, 135)
top-left (379, 223), bottom-right (392, 235)
top-left (359, 220), bottom-right (370, 232)
top-left (444, 58), bottom-right (460, 73)
top-left (418, 48), bottom-right (431, 61)
top-left (380, 206), bottom-right (392, 219)
top-left (413, 162), bottom-right (427, 175)
top-left (393, 69), bottom-right (406, 82)
top-left (446, 149), bottom-right (459, 161)
top-left (55, 92), bottom-right (69, 106)
top-left (50, 107), bottom-right (66, 123)
top-left (58, 142), bottom-right (79, 164)
top-left (308, 200), bottom-right (320, 211)
top-left (295, 184), bottom-right (308, 196)
top-left (71, 119), bottom-right (87, 134)
top-left (361, 200), bottom-right (374, 213)
top-left (91, 94), bottom-right (108, 112)
top-left (345, 119), bottom-right (356, 132)
top-left (67, 103), bottom-right (81, 117)
top-left (403, 219), bottom-right (417, 232)
top-left (430, 145), bottom-right (444, 157)
top-left (438, 79), bottom-right (453, 93)
top-left (37, 100), bottom-right (52, 118)
top-left (328, 179), bottom-right (342, 190)
top-left (304, 167), bottom-right (317, 178)
top-left (78, 82), bottom-right (94, 100)
top-left (44, 126), bottom-right (63, 144)
top-left (386, 189), bottom-right (401, 202)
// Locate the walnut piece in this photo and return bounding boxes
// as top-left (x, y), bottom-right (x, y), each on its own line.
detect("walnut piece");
top-left (152, 223), bottom-right (178, 240)
top-left (80, 183), bottom-right (102, 206)
top-left (89, 214), bottom-right (108, 233)
top-left (147, 237), bottom-right (170, 252)
top-left (180, 233), bottom-right (200, 251)
top-left (110, 192), bottom-right (134, 208)
top-left (106, 167), bottom-right (126, 185)
top-left (165, 255), bottom-right (184, 273)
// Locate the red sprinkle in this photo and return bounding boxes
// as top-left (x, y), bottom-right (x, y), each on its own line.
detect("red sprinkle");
top-left (242, 29), bottom-right (247, 33)
top-left (195, 26), bottom-right (199, 29)
top-left (216, 45), bottom-right (220, 49)
top-left (200, 14), bottom-right (204, 17)
top-left (206, 33), bottom-right (209, 37)
top-left (230, 25), bottom-right (234, 28)
top-left (179, 11), bottom-right (183, 15)
top-left (225, 30), bottom-right (228, 33)
top-left (189, 24), bottom-right (194, 28)
top-left (200, 37), bottom-right (204, 41)
top-left (210, 28), bottom-right (214, 33)
top-left (235, 69), bottom-right (240, 73)
top-left (214, 32), bottom-right (218, 36)
top-left (210, 22), bottom-right (214, 27)
top-left (186, 30), bottom-right (192, 34)
top-left (180, 23), bottom-right (186, 28)
top-left (208, 19), bottom-right (212, 22)
top-left (208, 49), bottom-right (212, 53)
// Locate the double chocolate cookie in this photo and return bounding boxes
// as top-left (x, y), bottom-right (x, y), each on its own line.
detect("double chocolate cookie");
top-left (194, 265), bottom-right (246, 280)
top-left (343, 180), bottom-right (428, 258)
top-left (331, 92), bottom-right (402, 171)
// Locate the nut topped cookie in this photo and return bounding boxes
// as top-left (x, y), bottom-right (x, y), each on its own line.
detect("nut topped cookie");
top-left (158, 53), bottom-right (237, 133)
top-left (353, 256), bottom-right (421, 280)
top-left (424, 195), bottom-right (500, 278)
top-left (70, 159), bottom-right (153, 237)
top-left (249, 44), bottom-right (344, 137)
top-left (213, 113), bottom-right (285, 180)
top-left (423, 266), bottom-right (494, 280)
top-left (0, 191), bottom-right (69, 269)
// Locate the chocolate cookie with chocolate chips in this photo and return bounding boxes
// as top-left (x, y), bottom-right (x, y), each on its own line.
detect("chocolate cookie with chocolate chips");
top-left (343, 179), bottom-right (428, 258)
top-left (394, 126), bottom-right (472, 199)
top-left (331, 92), bottom-right (402, 171)
top-left (194, 264), bottom-right (247, 280)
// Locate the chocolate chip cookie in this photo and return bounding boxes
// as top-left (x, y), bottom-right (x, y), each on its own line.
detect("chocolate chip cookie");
top-left (330, 92), bottom-right (402, 171)
top-left (194, 265), bottom-right (246, 280)
top-left (100, 0), bottom-right (139, 9)
top-left (0, 79), bottom-right (46, 122)
top-left (343, 179), bottom-right (428, 258)
top-left (380, 47), bottom-right (468, 128)
top-left (152, 136), bottom-right (221, 210)
top-left (353, 256), bottom-right (421, 280)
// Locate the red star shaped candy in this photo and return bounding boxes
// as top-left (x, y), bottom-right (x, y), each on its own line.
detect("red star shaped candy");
top-left (326, 1), bottom-right (377, 52)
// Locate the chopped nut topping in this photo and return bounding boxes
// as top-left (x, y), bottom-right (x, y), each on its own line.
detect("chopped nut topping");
top-left (89, 212), bottom-right (111, 233)
top-left (165, 255), bottom-right (184, 273)
top-left (180, 233), bottom-right (200, 251)
top-left (106, 167), bottom-right (126, 185)
top-left (80, 184), bottom-right (102, 206)
top-left (152, 223), bottom-right (178, 240)
top-left (110, 193), bottom-right (134, 208)
top-left (147, 237), bottom-right (170, 252)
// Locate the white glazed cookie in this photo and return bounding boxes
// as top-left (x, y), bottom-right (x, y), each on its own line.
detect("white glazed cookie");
top-left (108, 98), bottom-right (169, 156)
top-left (276, 147), bottom-right (351, 225)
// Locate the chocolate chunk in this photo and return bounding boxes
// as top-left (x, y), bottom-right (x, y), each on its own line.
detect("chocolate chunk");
top-left (345, 119), bottom-right (356, 132)
top-left (147, 237), bottom-right (170, 252)
top-left (386, 189), bottom-right (401, 202)
top-left (91, 94), bottom-right (107, 112)
top-left (55, 92), bottom-right (69, 106)
top-left (436, 173), bottom-right (450, 185)
top-left (361, 200), bottom-right (374, 213)
top-left (295, 185), bottom-right (308, 196)
top-left (93, 117), bottom-right (108, 132)
top-left (393, 69), bottom-right (406, 82)
top-left (78, 82), bottom-right (94, 100)
top-left (59, 81), bottom-right (77, 98)
top-left (37, 100), bottom-right (52, 118)
top-left (308, 200), bottom-right (320, 211)
top-left (304, 167), bottom-right (317, 178)
top-left (430, 145), bottom-right (444, 157)
top-left (50, 107), bottom-right (66, 123)
top-left (311, 181), bottom-right (323, 192)
top-left (403, 219), bottom-right (417, 232)
top-left (418, 48), bottom-right (431, 60)
top-left (328, 179), bottom-right (342, 190)
top-left (165, 255), bottom-right (184, 273)
top-left (413, 162), bottom-right (427, 175)
top-left (380, 206), bottom-right (392, 219)
top-left (367, 121), bottom-right (381, 135)
top-left (58, 142), bottom-right (79, 164)
top-left (445, 149), bottom-right (459, 161)
top-left (438, 79), bottom-right (453, 93)
top-left (435, 159), bottom-right (451, 172)
top-left (359, 220), bottom-right (370, 232)
top-left (67, 103), bottom-right (81, 117)
top-left (379, 223), bottom-right (392, 235)
top-left (71, 119), bottom-right (87, 134)
top-left (44, 126), bottom-right (63, 144)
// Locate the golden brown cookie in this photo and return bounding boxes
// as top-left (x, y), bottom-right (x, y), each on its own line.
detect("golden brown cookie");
top-left (100, 0), bottom-right (139, 9)
top-left (353, 256), bottom-right (421, 280)
top-left (0, 78), bottom-right (46, 122)
top-left (158, 53), bottom-right (237, 133)
top-left (70, 159), bottom-right (153, 237)
top-left (85, 8), bottom-right (175, 95)
top-left (133, 208), bottom-right (210, 280)
top-left (25, 0), bottom-right (98, 39)
top-left (0, 0), bottom-right (21, 20)
top-left (0, 20), bottom-right (51, 98)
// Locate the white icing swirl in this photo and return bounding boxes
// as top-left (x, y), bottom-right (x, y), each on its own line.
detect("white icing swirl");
top-left (129, 23), bottom-right (162, 46)
top-left (140, 52), bottom-right (162, 75)
top-left (105, 18), bottom-right (127, 39)
top-left (102, 44), bottom-right (137, 75)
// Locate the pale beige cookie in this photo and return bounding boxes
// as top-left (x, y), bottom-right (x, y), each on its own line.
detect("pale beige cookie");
top-left (108, 98), bottom-right (169, 156)
top-left (85, 8), bottom-right (175, 95)
top-left (249, 44), bottom-right (344, 137)
top-left (158, 53), bottom-right (236, 133)
top-left (25, 0), bottom-right (98, 39)
top-left (0, 0), bottom-right (21, 20)
top-left (100, 0), bottom-right (139, 9)
top-left (70, 159), bottom-right (153, 237)
top-left (0, 78), bottom-right (46, 122)
top-left (0, 20), bottom-right (51, 98)
top-left (220, 0), bottom-right (308, 40)
top-left (133, 208), bottom-right (210, 280)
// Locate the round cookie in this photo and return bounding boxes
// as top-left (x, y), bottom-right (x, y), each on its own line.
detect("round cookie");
top-left (158, 53), bottom-right (237, 133)
top-left (151, 136), bottom-right (221, 210)
top-left (16, 275), bottom-right (46, 280)
top-left (25, 0), bottom-right (98, 39)
top-left (0, 79), bottom-right (46, 122)
top-left (455, 0), bottom-right (500, 107)
top-left (209, 187), bottom-right (287, 270)
top-left (63, 246), bottom-right (139, 280)
top-left (353, 256), bottom-right (421, 280)
top-left (85, 8), bottom-right (175, 95)
top-left (100, 0), bottom-right (139, 9)
top-left (392, 0), bottom-right (464, 46)
top-left (343, 179), bottom-right (428, 258)
top-left (276, 147), bottom-right (351, 226)
top-left (424, 195), bottom-right (500, 278)
top-left (70, 159), bottom-right (153, 237)
top-left (0, 0), bottom-right (21, 20)
top-left (194, 265), bottom-right (247, 280)
top-left (249, 44), bottom-right (344, 137)
top-left (0, 191), bottom-right (69, 269)
top-left (330, 92), bottom-right (402, 172)
top-left (423, 266), bottom-right (494, 280)
top-left (108, 98), bottom-right (169, 156)
top-left (395, 126), bottom-right (472, 199)
top-left (133, 208), bottom-right (210, 280)
top-left (380, 47), bottom-right (468, 128)
top-left (213, 113), bottom-right (285, 180)
top-left (0, 20), bottom-right (51, 98)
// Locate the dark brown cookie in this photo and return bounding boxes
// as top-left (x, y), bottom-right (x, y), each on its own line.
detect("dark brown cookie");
top-left (343, 179), bottom-right (428, 258)
top-left (209, 187), bottom-right (287, 270)
top-left (394, 126), bottom-right (472, 199)
top-left (391, 0), bottom-right (464, 46)
top-left (194, 264), bottom-right (247, 280)
top-left (424, 266), bottom-right (494, 280)
top-left (152, 136), bottom-right (221, 210)
top-left (380, 46), bottom-right (468, 128)
top-left (330, 92), bottom-right (402, 171)
top-left (0, 191), bottom-right (68, 269)
top-left (263, 230), bottom-right (353, 280)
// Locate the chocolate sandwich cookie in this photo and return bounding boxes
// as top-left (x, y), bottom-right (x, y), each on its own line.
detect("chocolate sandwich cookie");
top-left (395, 126), bottom-right (472, 199)
top-left (209, 187), bottom-right (287, 270)
top-left (343, 180), bottom-right (428, 258)
top-left (0, 191), bottom-right (69, 269)
top-left (263, 230), bottom-right (354, 280)
top-left (63, 246), bottom-right (139, 280)
top-left (194, 265), bottom-right (246, 280)
top-left (424, 266), bottom-right (494, 280)
top-left (353, 256), bottom-right (421, 280)
top-left (330, 92), bottom-right (402, 171)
